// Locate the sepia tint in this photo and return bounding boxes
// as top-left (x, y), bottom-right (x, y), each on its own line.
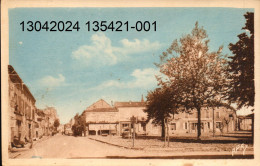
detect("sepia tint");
top-left (2, 1), bottom-right (259, 165)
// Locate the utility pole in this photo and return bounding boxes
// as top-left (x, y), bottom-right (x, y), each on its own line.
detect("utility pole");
top-left (131, 116), bottom-right (137, 147)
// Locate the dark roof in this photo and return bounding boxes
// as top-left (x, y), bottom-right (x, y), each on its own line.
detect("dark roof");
top-left (84, 108), bottom-right (118, 112)
top-left (8, 65), bottom-right (36, 103)
top-left (23, 84), bottom-right (36, 103)
top-left (9, 65), bottom-right (23, 83)
top-left (246, 113), bottom-right (254, 118)
top-left (114, 101), bottom-right (146, 107)
top-left (238, 113), bottom-right (254, 119)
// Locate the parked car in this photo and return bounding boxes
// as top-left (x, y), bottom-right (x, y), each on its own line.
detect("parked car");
top-left (110, 130), bottom-right (117, 136)
top-left (101, 132), bottom-right (108, 136)
top-left (136, 131), bottom-right (146, 136)
top-left (65, 129), bottom-right (73, 136)
top-left (122, 129), bottom-right (131, 139)
top-left (52, 131), bottom-right (58, 136)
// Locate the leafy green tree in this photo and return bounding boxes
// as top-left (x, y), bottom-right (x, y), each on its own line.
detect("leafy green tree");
top-left (54, 119), bottom-right (60, 131)
top-left (144, 86), bottom-right (178, 138)
top-left (157, 22), bottom-right (229, 140)
top-left (72, 113), bottom-right (80, 136)
top-left (228, 12), bottom-right (254, 109)
top-left (79, 114), bottom-right (87, 136)
top-left (72, 113), bottom-right (86, 136)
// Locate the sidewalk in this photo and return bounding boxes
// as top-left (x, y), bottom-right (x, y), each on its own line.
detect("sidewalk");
top-left (88, 134), bottom-right (254, 153)
top-left (9, 135), bottom-right (51, 158)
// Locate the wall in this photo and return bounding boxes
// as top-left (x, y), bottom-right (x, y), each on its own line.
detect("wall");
top-left (85, 111), bottom-right (118, 123)
top-left (118, 107), bottom-right (147, 122)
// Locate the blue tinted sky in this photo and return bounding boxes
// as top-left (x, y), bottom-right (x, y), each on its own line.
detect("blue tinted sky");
top-left (9, 8), bottom-right (254, 124)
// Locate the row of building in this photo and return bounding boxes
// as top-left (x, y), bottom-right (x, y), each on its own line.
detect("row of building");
top-left (8, 65), bottom-right (59, 148)
top-left (66, 97), bottom-right (252, 137)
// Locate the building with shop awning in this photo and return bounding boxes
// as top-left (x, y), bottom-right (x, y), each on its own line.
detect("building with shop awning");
top-left (81, 97), bottom-right (237, 137)
top-left (114, 101), bottom-right (148, 136)
top-left (83, 99), bottom-right (119, 135)
top-left (82, 97), bottom-right (160, 136)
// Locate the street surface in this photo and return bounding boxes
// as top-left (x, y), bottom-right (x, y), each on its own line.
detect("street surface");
top-left (13, 134), bottom-right (143, 158)
top-left (12, 134), bottom-right (253, 159)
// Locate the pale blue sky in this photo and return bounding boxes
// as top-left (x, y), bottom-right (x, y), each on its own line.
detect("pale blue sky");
top-left (9, 8), bottom-right (254, 124)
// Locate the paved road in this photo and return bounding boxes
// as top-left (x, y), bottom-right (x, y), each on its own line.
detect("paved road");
top-left (14, 134), bottom-right (145, 158)
top-left (13, 134), bottom-right (254, 159)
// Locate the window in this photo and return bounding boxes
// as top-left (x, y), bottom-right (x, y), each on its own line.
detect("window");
top-left (14, 93), bottom-right (18, 112)
top-left (185, 122), bottom-right (188, 129)
top-left (216, 112), bottom-right (220, 118)
top-left (206, 111), bottom-right (209, 118)
top-left (14, 93), bottom-right (17, 103)
top-left (201, 123), bottom-right (204, 130)
top-left (216, 122), bottom-right (221, 129)
top-left (141, 122), bottom-right (146, 131)
top-left (18, 96), bottom-right (22, 113)
top-left (208, 122), bottom-right (210, 129)
top-left (21, 100), bottom-right (24, 115)
top-left (191, 123), bottom-right (197, 130)
top-left (32, 109), bottom-right (35, 119)
top-left (171, 123), bottom-right (176, 130)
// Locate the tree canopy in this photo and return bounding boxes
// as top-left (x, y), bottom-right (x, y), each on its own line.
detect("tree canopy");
top-left (144, 86), bottom-right (176, 137)
top-left (156, 22), bottom-right (229, 139)
top-left (54, 119), bottom-right (60, 128)
top-left (228, 12), bottom-right (254, 110)
top-left (72, 113), bottom-right (86, 136)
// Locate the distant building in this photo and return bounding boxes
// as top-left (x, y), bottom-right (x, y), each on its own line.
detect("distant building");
top-left (56, 123), bottom-right (64, 133)
top-left (43, 107), bottom-right (59, 135)
top-left (64, 123), bottom-right (73, 135)
top-left (114, 101), bottom-right (147, 135)
top-left (81, 98), bottom-right (237, 136)
top-left (8, 65), bottom-right (61, 149)
top-left (237, 113), bottom-right (253, 131)
top-left (82, 99), bottom-right (159, 136)
top-left (167, 106), bottom-right (237, 136)
top-left (83, 99), bottom-right (119, 135)
top-left (35, 109), bottom-right (46, 139)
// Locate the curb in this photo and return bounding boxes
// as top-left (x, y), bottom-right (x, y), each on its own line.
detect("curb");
top-left (88, 137), bottom-right (254, 154)
top-left (88, 137), bottom-right (144, 150)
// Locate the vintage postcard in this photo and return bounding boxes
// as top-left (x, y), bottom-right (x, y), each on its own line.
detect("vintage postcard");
top-left (1, 0), bottom-right (260, 166)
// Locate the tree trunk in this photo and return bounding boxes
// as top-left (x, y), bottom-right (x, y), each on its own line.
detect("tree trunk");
top-left (161, 118), bottom-right (165, 138)
top-left (197, 107), bottom-right (201, 140)
top-left (252, 114), bottom-right (254, 144)
top-left (213, 107), bottom-right (215, 137)
top-left (227, 122), bottom-right (229, 133)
